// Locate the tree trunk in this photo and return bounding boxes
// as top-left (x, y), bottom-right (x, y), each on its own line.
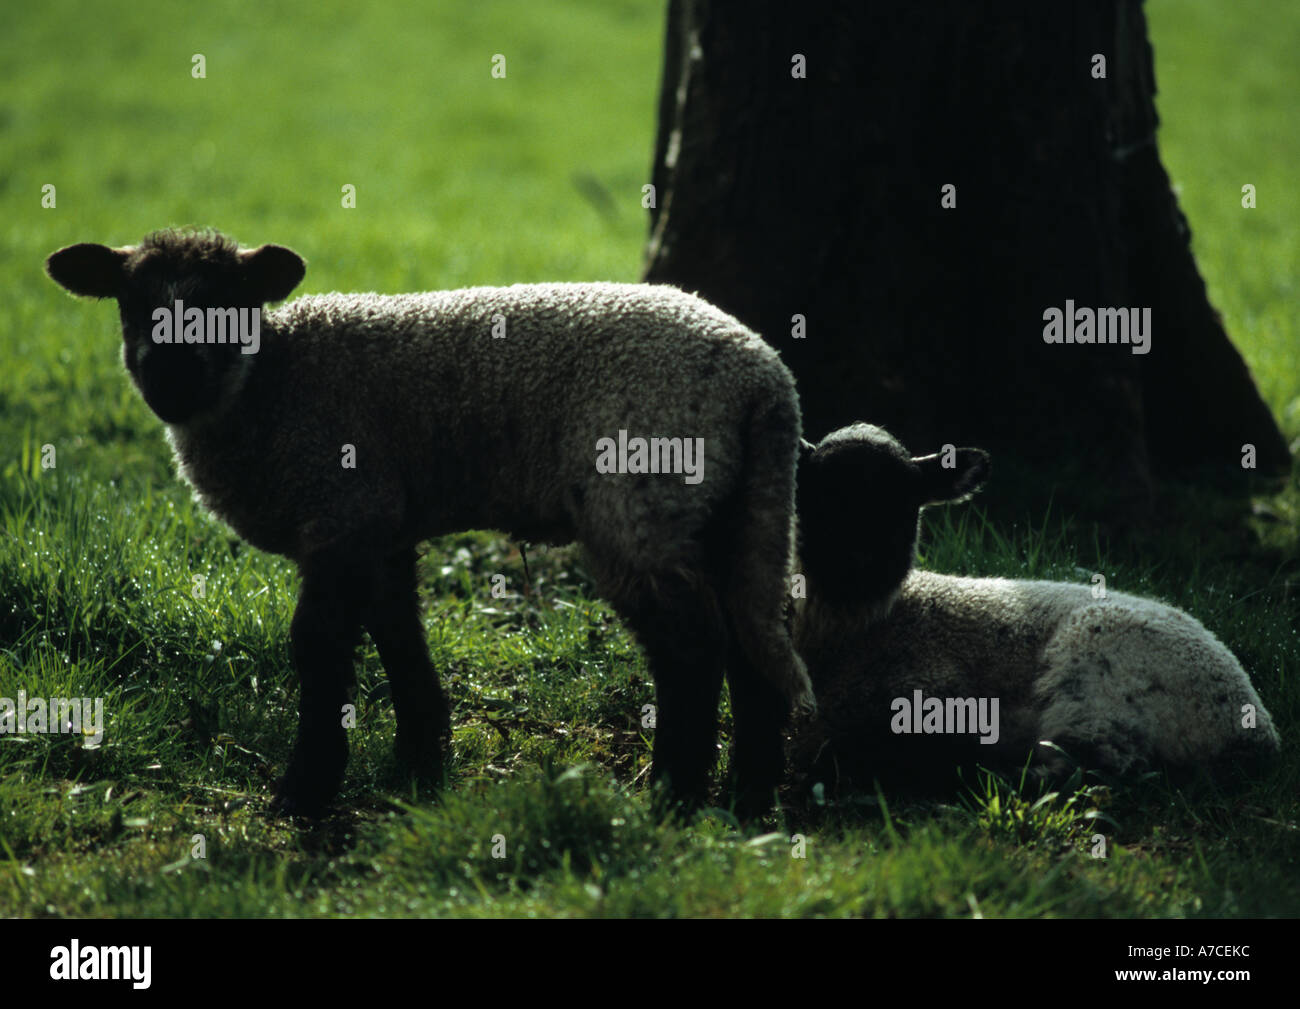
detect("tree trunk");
top-left (644, 0), bottom-right (1290, 515)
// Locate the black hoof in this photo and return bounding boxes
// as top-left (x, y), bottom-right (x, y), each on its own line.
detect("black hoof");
top-left (395, 732), bottom-right (447, 786)
top-left (272, 755), bottom-right (344, 818)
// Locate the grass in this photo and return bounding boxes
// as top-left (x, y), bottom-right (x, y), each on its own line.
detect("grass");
top-left (0, 0), bottom-right (1296, 917)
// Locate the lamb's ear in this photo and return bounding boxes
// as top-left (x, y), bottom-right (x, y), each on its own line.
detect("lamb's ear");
top-left (240, 244), bottom-right (305, 303)
top-left (45, 243), bottom-right (128, 299)
top-left (914, 447), bottom-right (991, 505)
top-left (798, 438), bottom-right (818, 467)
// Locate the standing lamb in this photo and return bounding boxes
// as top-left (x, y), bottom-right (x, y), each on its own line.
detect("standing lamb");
top-left (791, 423), bottom-right (1281, 790)
top-left (45, 228), bottom-right (813, 816)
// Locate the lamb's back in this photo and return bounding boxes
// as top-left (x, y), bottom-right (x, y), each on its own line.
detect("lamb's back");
top-left (172, 283), bottom-right (795, 559)
top-left (806, 572), bottom-right (1082, 762)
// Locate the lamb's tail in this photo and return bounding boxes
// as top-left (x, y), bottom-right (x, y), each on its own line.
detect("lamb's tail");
top-left (723, 374), bottom-right (815, 713)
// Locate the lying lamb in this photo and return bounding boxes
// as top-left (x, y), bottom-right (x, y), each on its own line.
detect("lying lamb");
top-left (791, 423), bottom-right (1281, 790)
top-left (46, 229), bottom-right (813, 815)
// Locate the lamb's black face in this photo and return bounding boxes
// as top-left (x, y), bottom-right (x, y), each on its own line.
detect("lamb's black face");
top-left (798, 425), bottom-right (923, 607)
top-left (46, 229), bottom-right (306, 425)
top-left (117, 238), bottom-right (260, 422)
top-left (797, 423), bottom-right (989, 607)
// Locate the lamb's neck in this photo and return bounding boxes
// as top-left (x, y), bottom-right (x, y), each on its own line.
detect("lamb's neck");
top-left (794, 575), bottom-right (903, 656)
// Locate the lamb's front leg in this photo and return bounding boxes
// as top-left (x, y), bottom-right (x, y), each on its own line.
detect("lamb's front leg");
top-left (364, 548), bottom-right (451, 783)
top-left (273, 553), bottom-right (365, 815)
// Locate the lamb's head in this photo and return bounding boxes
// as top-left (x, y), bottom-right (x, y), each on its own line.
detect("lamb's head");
top-left (46, 229), bottom-right (305, 424)
top-left (797, 423), bottom-right (990, 614)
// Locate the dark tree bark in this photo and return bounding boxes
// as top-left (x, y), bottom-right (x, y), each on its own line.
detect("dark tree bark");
top-left (644, 0), bottom-right (1290, 514)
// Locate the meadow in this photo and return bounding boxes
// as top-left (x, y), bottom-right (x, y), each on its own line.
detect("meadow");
top-left (0, 0), bottom-right (1296, 916)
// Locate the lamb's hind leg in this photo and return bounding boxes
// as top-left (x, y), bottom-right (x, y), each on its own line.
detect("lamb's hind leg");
top-left (275, 552), bottom-right (366, 815)
top-left (718, 392), bottom-right (810, 816)
top-left (612, 569), bottom-right (727, 815)
top-left (364, 548), bottom-right (451, 783)
top-left (725, 642), bottom-right (791, 820)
